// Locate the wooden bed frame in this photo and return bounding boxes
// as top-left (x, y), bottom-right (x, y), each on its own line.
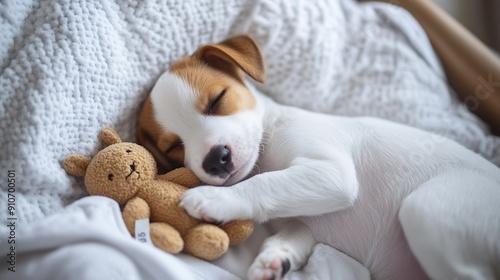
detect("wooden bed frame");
top-left (363, 0), bottom-right (500, 136)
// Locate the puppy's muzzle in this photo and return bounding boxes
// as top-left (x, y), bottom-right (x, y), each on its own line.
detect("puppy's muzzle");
top-left (202, 145), bottom-right (234, 178)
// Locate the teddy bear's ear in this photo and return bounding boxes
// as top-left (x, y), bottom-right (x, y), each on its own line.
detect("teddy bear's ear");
top-left (100, 128), bottom-right (122, 146)
top-left (63, 155), bottom-right (92, 177)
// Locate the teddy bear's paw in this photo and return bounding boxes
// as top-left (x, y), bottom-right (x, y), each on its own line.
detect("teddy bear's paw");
top-left (150, 222), bottom-right (184, 254)
top-left (248, 247), bottom-right (293, 280)
top-left (184, 224), bottom-right (229, 261)
top-left (180, 186), bottom-right (248, 223)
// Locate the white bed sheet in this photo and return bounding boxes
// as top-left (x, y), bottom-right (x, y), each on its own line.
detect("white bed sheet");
top-left (0, 196), bottom-right (369, 280)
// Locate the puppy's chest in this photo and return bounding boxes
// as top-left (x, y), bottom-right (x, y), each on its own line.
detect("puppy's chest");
top-left (255, 144), bottom-right (290, 174)
top-left (254, 124), bottom-right (307, 173)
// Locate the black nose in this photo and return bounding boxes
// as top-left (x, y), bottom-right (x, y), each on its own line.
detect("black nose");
top-left (202, 145), bottom-right (234, 178)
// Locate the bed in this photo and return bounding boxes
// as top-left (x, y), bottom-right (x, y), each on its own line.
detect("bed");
top-left (1, 0), bottom-right (499, 279)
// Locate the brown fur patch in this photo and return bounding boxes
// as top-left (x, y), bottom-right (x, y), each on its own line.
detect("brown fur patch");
top-left (137, 97), bottom-right (184, 172)
top-left (170, 58), bottom-right (256, 116)
top-left (195, 35), bottom-right (266, 83)
top-left (157, 133), bottom-right (184, 167)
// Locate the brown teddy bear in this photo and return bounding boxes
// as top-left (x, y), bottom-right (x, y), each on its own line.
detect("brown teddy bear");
top-left (63, 128), bottom-right (253, 261)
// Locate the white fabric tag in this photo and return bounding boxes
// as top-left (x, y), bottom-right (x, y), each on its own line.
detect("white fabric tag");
top-left (135, 218), bottom-right (153, 246)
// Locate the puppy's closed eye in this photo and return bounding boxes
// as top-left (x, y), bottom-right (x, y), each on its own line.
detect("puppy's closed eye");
top-left (205, 89), bottom-right (227, 115)
top-left (165, 142), bottom-right (183, 154)
top-left (165, 142), bottom-right (184, 166)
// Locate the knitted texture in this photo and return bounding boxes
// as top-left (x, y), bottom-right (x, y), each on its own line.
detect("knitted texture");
top-left (1, 0), bottom-right (499, 223)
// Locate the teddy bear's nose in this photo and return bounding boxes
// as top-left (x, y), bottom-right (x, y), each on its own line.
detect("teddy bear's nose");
top-left (126, 162), bottom-right (139, 180)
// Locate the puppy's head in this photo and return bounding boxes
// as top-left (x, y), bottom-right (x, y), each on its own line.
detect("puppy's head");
top-left (137, 35), bottom-right (266, 185)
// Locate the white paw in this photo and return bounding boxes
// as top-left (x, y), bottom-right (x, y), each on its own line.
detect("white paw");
top-left (180, 186), bottom-right (249, 223)
top-left (248, 247), bottom-right (293, 280)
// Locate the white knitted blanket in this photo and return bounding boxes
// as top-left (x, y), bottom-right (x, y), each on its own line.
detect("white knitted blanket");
top-left (1, 0), bottom-right (500, 230)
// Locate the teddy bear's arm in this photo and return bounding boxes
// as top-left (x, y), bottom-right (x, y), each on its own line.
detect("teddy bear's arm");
top-left (221, 220), bottom-right (254, 246)
top-left (156, 167), bottom-right (202, 188)
top-left (122, 197), bottom-right (150, 235)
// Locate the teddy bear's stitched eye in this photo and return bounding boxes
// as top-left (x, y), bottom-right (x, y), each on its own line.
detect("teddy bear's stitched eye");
top-left (126, 149), bottom-right (132, 153)
top-left (108, 174), bottom-right (114, 181)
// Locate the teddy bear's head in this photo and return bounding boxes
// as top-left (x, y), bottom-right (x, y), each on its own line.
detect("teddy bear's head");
top-left (63, 128), bottom-right (157, 205)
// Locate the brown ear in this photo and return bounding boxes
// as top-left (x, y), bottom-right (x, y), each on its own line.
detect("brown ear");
top-left (100, 128), bottom-right (122, 146)
top-left (194, 35), bottom-right (266, 83)
top-left (63, 155), bottom-right (91, 177)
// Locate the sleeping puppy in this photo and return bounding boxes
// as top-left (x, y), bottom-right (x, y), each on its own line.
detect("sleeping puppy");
top-left (137, 35), bottom-right (500, 280)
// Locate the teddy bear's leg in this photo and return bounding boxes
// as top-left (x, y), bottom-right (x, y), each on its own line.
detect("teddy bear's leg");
top-left (122, 197), bottom-right (150, 235)
top-left (184, 224), bottom-right (229, 261)
top-left (150, 222), bottom-right (184, 254)
top-left (221, 220), bottom-right (254, 246)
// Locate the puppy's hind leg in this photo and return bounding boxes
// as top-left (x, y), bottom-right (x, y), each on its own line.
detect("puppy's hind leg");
top-left (248, 220), bottom-right (316, 280)
top-left (399, 171), bottom-right (500, 280)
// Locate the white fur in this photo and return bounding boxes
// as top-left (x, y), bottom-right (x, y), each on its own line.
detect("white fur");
top-left (153, 73), bottom-right (500, 280)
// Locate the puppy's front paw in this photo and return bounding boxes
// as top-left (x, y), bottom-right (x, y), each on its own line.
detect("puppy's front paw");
top-left (180, 186), bottom-right (248, 223)
top-left (248, 247), bottom-right (293, 280)
top-left (179, 186), bottom-right (219, 222)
